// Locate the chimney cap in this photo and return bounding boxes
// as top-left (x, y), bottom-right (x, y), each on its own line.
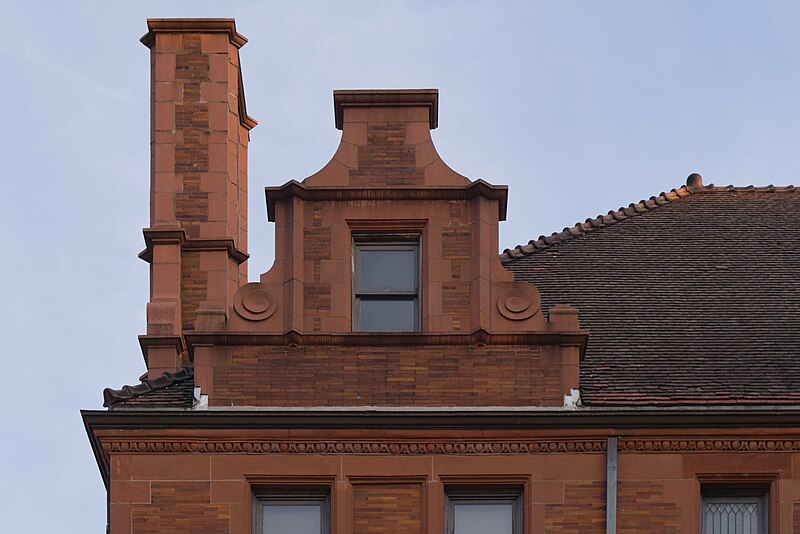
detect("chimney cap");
top-left (333, 89), bottom-right (439, 130)
top-left (141, 18), bottom-right (248, 49)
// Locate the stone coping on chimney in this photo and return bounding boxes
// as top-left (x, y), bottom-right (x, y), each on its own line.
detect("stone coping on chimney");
top-left (140, 18), bottom-right (257, 131)
top-left (140, 18), bottom-right (248, 48)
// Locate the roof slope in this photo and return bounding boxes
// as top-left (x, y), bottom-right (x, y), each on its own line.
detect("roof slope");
top-left (503, 180), bottom-right (800, 406)
top-left (103, 367), bottom-right (195, 409)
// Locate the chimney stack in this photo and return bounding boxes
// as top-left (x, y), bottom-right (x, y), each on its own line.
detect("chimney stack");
top-left (139, 19), bottom-right (256, 377)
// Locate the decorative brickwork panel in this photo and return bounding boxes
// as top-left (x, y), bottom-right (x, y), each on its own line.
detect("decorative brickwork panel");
top-left (618, 481), bottom-right (681, 533)
top-left (180, 251), bottom-right (206, 331)
top-left (449, 202), bottom-right (462, 224)
top-left (181, 250), bottom-right (208, 330)
top-left (173, 34), bottom-right (210, 239)
top-left (349, 123), bottom-right (424, 186)
top-left (131, 481), bottom-right (229, 534)
top-left (441, 229), bottom-right (471, 318)
top-left (174, 172), bottom-right (209, 238)
top-left (545, 481), bottom-right (605, 533)
top-left (304, 227), bottom-right (332, 260)
top-left (211, 344), bottom-right (564, 407)
top-left (442, 282), bottom-right (470, 317)
top-left (352, 483), bottom-right (423, 534)
top-left (304, 284), bottom-right (332, 312)
top-left (441, 229), bottom-right (470, 259)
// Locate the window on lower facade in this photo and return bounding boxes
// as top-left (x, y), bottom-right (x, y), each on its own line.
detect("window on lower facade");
top-left (352, 235), bottom-right (420, 332)
top-left (445, 488), bottom-right (523, 534)
top-left (255, 493), bottom-right (329, 534)
top-left (701, 487), bottom-right (768, 534)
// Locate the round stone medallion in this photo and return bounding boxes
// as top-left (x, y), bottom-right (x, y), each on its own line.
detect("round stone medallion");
top-left (234, 284), bottom-right (277, 321)
top-left (497, 286), bottom-right (540, 320)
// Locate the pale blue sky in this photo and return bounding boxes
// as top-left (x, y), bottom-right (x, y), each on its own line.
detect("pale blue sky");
top-left (1, 1), bottom-right (798, 531)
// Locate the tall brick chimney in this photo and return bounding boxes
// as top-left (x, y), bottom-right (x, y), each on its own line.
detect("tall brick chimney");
top-left (139, 19), bottom-right (256, 377)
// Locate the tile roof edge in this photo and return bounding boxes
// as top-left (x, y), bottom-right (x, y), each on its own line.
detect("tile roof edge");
top-left (499, 181), bottom-right (797, 262)
top-left (103, 366), bottom-right (194, 408)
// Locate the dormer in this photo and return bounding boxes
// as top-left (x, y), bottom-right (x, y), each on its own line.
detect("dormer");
top-left (232, 89), bottom-right (551, 336)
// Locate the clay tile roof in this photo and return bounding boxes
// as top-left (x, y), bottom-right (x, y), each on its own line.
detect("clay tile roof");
top-left (502, 179), bottom-right (800, 407)
top-left (103, 366), bottom-right (195, 409)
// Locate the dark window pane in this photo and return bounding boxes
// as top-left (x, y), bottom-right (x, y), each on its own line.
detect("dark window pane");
top-left (359, 299), bottom-right (416, 332)
top-left (454, 503), bottom-right (513, 534)
top-left (357, 249), bottom-right (416, 292)
top-left (263, 504), bottom-right (321, 534)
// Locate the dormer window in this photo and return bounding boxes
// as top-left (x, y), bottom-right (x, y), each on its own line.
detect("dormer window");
top-left (353, 235), bottom-right (420, 332)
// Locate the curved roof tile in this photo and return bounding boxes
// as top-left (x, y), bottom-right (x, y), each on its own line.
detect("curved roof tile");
top-left (103, 366), bottom-right (195, 409)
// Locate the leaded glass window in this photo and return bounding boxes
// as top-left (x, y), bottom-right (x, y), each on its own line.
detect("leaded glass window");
top-left (702, 490), bottom-right (767, 534)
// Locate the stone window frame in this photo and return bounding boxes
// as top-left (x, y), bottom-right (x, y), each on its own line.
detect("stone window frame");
top-left (444, 485), bottom-right (524, 534)
top-left (351, 232), bottom-right (422, 332)
top-left (249, 476), bottom-right (334, 534)
top-left (695, 478), bottom-right (781, 533)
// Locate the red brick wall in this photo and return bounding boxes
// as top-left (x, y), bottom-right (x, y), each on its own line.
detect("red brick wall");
top-left (172, 34), bottom-right (210, 239)
top-left (104, 438), bottom-right (800, 533)
top-left (180, 252), bottom-right (205, 331)
top-left (352, 483), bottom-right (423, 534)
top-left (618, 481), bottom-right (682, 533)
top-left (210, 344), bottom-right (565, 407)
top-left (545, 481), bottom-right (605, 533)
top-left (349, 122), bottom-right (424, 186)
top-left (131, 481), bottom-right (229, 533)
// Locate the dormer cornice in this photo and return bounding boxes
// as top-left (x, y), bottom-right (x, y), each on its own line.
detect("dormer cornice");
top-left (265, 179), bottom-right (508, 222)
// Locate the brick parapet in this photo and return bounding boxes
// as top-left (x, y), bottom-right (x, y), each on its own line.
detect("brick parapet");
top-left (207, 343), bottom-right (568, 408)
